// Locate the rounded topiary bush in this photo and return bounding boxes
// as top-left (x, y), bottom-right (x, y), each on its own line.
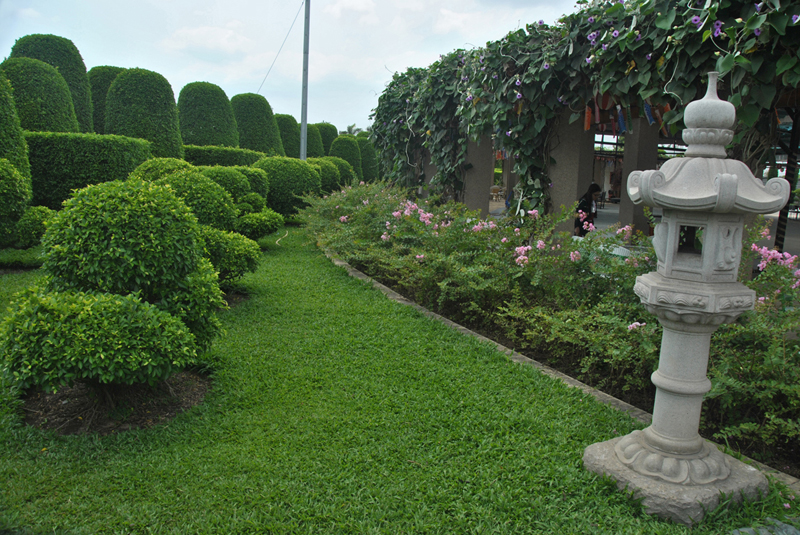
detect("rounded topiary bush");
top-left (0, 287), bottom-right (197, 392)
top-left (105, 68), bottom-right (183, 158)
top-left (329, 134), bottom-right (363, 181)
top-left (314, 122), bottom-right (338, 156)
top-left (182, 145), bottom-right (267, 166)
top-left (275, 114), bottom-right (300, 159)
top-left (307, 157), bottom-right (341, 194)
top-left (0, 57), bottom-right (79, 133)
top-left (129, 157), bottom-right (195, 182)
top-left (199, 166), bottom-right (250, 202)
top-left (153, 170), bottom-right (237, 231)
top-left (42, 178), bottom-right (224, 349)
top-left (357, 136), bottom-right (379, 182)
top-left (199, 225), bottom-right (261, 286)
top-left (234, 209), bottom-right (284, 240)
top-left (241, 192), bottom-right (265, 212)
top-left (0, 158), bottom-right (32, 247)
top-left (306, 124), bottom-right (325, 158)
top-left (251, 156), bottom-right (321, 216)
top-left (323, 156), bottom-right (356, 187)
top-left (10, 34), bottom-right (94, 133)
top-left (231, 166), bottom-right (269, 199)
top-left (12, 205), bottom-right (54, 249)
top-left (0, 69), bottom-right (30, 180)
top-left (178, 82), bottom-right (239, 148)
top-left (87, 65), bottom-right (124, 134)
top-left (231, 93), bottom-right (284, 155)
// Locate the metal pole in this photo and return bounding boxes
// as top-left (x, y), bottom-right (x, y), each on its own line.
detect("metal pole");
top-left (299, 0), bottom-right (310, 160)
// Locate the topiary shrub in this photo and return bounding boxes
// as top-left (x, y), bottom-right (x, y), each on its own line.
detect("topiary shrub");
top-left (329, 134), bottom-right (363, 181)
top-left (323, 156), bottom-right (356, 187)
top-left (241, 192), bottom-right (266, 212)
top-left (357, 136), bottom-right (379, 182)
top-left (307, 157), bottom-right (341, 194)
top-left (25, 131), bottom-right (151, 209)
top-left (153, 170), bottom-right (237, 231)
top-left (275, 114), bottom-right (300, 159)
top-left (12, 205), bottom-right (54, 249)
top-left (0, 158), bottom-right (32, 247)
top-left (183, 145), bottom-right (267, 166)
top-left (306, 124), bottom-right (325, 158)
top-left (236, 202), bottom-right (254, 215)
top-left (234, 209), bottom-right (284, 240)
top-left (231, 93), bottom-right (285, 155)
top-left (199, 225), bottom-right (261, 287)
top-left (0, 287), bottom-right (197, 392)
top-left (129, 157), bottom-right (194, 182)
top-left (178, 82), bottom-right (239, 148)
top-left (199, 166), bottom-right (250, 202)
top-left (314, 122), bottom-right (338, 156)
top-left (0, 57), bottom-right (79, 133)
top-left (10, 34), bottom-right (94, 133)
top-left (42, 178), bottom-right (225, 350)
top-left (231, 166), bottom-right (269, 199)
top-left (251, 156), bottom-right (321, 216)
top-left (87, 65), bottom-right (124, 135)
top-left (0, 69), bottom-right (30, 180)
top-left (105, 68), bottom-right (183, 158)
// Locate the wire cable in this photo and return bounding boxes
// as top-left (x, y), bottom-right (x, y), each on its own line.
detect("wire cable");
top-left (256, 0), bottom-right (305, 94)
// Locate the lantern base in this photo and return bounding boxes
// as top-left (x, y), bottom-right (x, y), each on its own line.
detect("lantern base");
top-left (583, 436), bottom-right (768, 526)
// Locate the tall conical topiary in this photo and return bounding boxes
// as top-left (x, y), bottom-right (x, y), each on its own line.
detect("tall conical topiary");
top-left (356, 136), bottom-right (379, 182)
top-left (10, 34), bottom-right (94, 133)
top-left (306, 123), bottom-right (325, 158)
top-left (0, 57), bottom-right (79, 133)
top-left (329, 134), bottom-right (362, 181)
top-left (0, 69), bottom-right (30, 180)
top-left (231, 93), bottom-right (284, 156)
top-left (88, 66), bottom-right (124, 134)
top-left (105, 68), bottom-right (183, 158)
top-left (275, 114), bottom-right (300, 158)
top-left (178, 82), bottom-right (239, 148)
top-left (314, 122), bottom-right (338, 155)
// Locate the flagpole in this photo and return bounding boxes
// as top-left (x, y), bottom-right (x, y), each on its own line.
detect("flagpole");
top-left (299, 0), bottom-right (310, 160)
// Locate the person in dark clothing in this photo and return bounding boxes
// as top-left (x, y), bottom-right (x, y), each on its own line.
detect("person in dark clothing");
top-left (574, 183), bottom-right (602, 236)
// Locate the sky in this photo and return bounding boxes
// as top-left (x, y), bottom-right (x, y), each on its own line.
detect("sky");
top-left (0, 0), bottom-right (581, 133)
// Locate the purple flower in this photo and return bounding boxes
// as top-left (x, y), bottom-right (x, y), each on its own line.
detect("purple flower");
top-left (506, 130), bottom-right (512, 136)
top-left (586, 56), bottom-right (593, 64)
top-left (635, 33), bottom-right (642, 41)
top-left (590, 40), bottom-right (597, 46)
top-left (713, 27), bottom-right (722, 36)
top-left (543, 62), bottom-right (550, 69)
top-left (714, 19), bottom-right (723, 28)
top-left (612, 30), bottom-right (619, 37)
top-left (516, 92), bottom-right (522, 99)
top-left (588, 16), bottom-right (595, 23)
top-left (602, 43), bottom-right (608, 50)
top-left (515, 79), bottom-right (521, 86)
top-left (606, 20), bottom-right (614, 26)
top-left (754, 28), bottom-right (761, 35)
top-left (646, 53), bottom-right (652, 60)
top-left (691, 15), bottom-right (701, 24)
top-left (754, 3), bottom-right (761, 12)
top-left (539, 19), bottom-right (545, 25)
top-left (794, 14), bottom-right (800, 24)
top-left (492, 73), bottom-right (498, 79)
top-left (466, 95), bottom-right (473, 101)
top-left (588, 31), bottom-right (597, 40)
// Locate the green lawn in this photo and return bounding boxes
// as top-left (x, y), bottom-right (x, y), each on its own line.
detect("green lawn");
top-left (0, 229), bottom-right (793, 534)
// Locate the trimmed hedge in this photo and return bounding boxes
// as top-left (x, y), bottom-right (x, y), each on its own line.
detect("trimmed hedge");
top-left (10, 34), bottom-right (94, 133)
top-left (275, 114), bottom-right (300, 159)
top-left (241, 192), bottom-right (266, 212)
top-left (178, 82), bottom-right (239, 148)
top-left (306, 124), bottom-right (325, 158)
top-left (230, 166), bottom-right (269, 199)
top-left (129, 157), bottom-right (194, 182)
top-left (13, 205), bottom-right (54, 249)
top-left (357, 136), bottom-right (379, 182)
top-left (314, 122), bottom-right (338, 155)
top-left (153, 170), bottom-right (237, 231)
top-left (0, 69), bottom-right (30, 180)
top-left (251, 156), bottom-right (321, 216)
top-left (105, 68), bottom-right (183, 159)
top-left (0, 57), bottom-right (79, 133)
top-left (231, 93), bottom-right (285, 155)
top-left (329, 134), bottom-right (363, 181)
top-left (323, 155), bottom-right (356, 188)
top-left (234, 209), bottom-right (284, 240)
top-left (87, 65), bottom-right (124, 135)
top-left (0, 159), bottom-right (32, 247)
top-left (307, 157), bottom-right (341, 194)
top-left (25, 131), bottom-right (152, 209)
top-left (183, 144), bottom-right (267, 167)
top-left (199, 225), bottom-right (261, 286)
top-left (199, 166), bottom-right (250, 202)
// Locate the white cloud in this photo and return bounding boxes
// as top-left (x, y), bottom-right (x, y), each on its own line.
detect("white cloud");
top-left (323, 0), bottom-right (376, 18)
top-left (162, 21), bottom-right (251, 55)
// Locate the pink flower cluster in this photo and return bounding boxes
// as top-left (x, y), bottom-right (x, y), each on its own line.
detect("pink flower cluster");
top-left (339, 215), bottom-right (348, 223)
top-left (570, 251), bottom-right (581, 262)
top-left (616, 224), bottom-right (633, 240)
top-left (578, 210), bottom-right (588, 222)
top-left (536, 240), bottom-right (546, 250)
top-left (583, 221), bottom-right (596, 232)
top-left (471, 220), bottom-right (497, 232)
top-left (527, 209), bottom-right (539, 218)
top-left (514, 245), bottom-right (532, 265)
top-left (751, 244), bottom-right (798, 271)
top-left (627, 322), bottom-right (646, 331)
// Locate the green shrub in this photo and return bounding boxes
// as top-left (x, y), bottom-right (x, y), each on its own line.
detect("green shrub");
top-left (0, 57), bottom-right (79, 133)
top-left (10, 34), bottom-right (94, 133)
top-left (199, 225), bottom-right (261, 286)
top-left (275, 114), bottom-right (300, 158)
top-left (0, 69), bottom-right (30, 180)
top-left (230, 166), bottom-right (269, 199)
top-left (25, 131), bottom-right (151, 209)
top-left (236, 202), bottom-right (254, 215)
top-left (306, 124), bottom-right (325, 158)
top-left (199, 166), bottom-right (250, 202)
top-left (0, 159), bottom-right (32, 247)
top-left (314, 122), bottom-right (338, 155)
top-left (323, 156), bottom-right (356, 187)
top-left (87, 65), bottom-right (124, 135)
top-left (105, 68), bottom-right (183, 158)
top-left (153, 170), bottom-right (237, 231)
top-left (178, 82), bottom-right (239, 148)
top-left (0, 245), bottom-right (45, 268)
top-left (183, 145), bottom-right (268, 167)
top-left (251, 156), bottom-right (321, 216)
top-left (241, 192), bottom-right (265, 212)
top-left (357, 136), bottom-right (379, 182)
top-left (0, 287), bottom-right (197, 392)
top-left (234, 209), bottom-right (284, 240)
top-left (129, 157), bottom-right (194, 182)
top-left (307, 157), bottom-right (341, 194)
top-left (13, 205), bottom-right (54, 249)
top-left (231, 93), bottom-right (285, 155)
top-left (42, 178), bottom-right (224, 350)
top-left (329, 134), bottom-right (363, 181)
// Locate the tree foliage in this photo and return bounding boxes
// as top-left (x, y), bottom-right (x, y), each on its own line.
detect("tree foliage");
top-left (231, 93), bottom-right (285, 155)
top-left (178, 82), bottom-right (239, 148)
top-left (88, 66), bottom-right (124, 134)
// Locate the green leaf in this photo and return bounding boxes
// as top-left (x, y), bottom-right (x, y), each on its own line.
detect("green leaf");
top-left (616, 77), bottom-right (631, 93)
top-left (750, 54), bottom-right (765, 75)
top-left (776, 56), bottom-right (798, 76)
top-left (750, 84), bottom-right (777, 109)
top-left (569, 113), bottom-right (581, 124)
top-left (717, 54), bottom-right (736, 74)
top-left (640, 86), bottom-right (660, 100)
top-left (606, 3), bottom-right (625, 16)
top-left (654, 9), bottom-right (676, 30)
top-left (769, 13), bottom-right (789, 35)
top-left (745, 14), bottom-right (767, 30)
top-left (702, 29), bottom-right (713, 42)
top-left (738, 103), bottom-right (761, 127)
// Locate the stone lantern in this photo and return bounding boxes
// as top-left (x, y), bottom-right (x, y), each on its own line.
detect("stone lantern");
top-left (583, 72), bottom-right (790, 526)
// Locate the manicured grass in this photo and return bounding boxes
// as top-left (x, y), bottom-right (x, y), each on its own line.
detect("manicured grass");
top-left (0, 229), bottom-right (794, 533)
